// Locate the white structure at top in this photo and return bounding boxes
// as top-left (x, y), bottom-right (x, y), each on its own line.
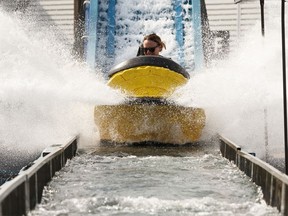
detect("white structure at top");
top-left (1, 0), bottom-right (267, 52)
top-left (205, 0), bottom-right (263, 49)
top-left (29, 0), bottom-right (75, 47)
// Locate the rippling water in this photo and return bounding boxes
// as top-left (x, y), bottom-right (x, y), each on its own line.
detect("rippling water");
top-left (30, 144), bottom-right (280, 216)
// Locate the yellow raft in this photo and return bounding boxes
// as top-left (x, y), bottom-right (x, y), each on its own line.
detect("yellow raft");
top-left (94, 56), bottom-right (205, 145)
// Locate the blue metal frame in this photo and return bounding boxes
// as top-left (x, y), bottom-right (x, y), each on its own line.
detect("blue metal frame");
top-left (84, 0), bottom-right (99, 69)
top-left (83, 0), bottom-right (205, 72)
top-left (192, 0), bottom-right (204, 71)
top-left (107, 0), bottom-right (116, 57)
top-left (83, 0), bottom-right (90, 60)
top-left (174, 0), bottom-right (185, 67)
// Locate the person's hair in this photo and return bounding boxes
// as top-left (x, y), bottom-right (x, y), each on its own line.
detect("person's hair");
top-left (143, 33), bottom-right (166, 49)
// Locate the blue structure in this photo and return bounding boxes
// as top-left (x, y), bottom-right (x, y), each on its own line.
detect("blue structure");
top-left (106, 0), bottom-right (116, 57)
top-left (192, 0), bottom-right (205, 71)
top-left (84, 0), bottom-right (99, 69)
top-left (83, 0), bottom-right (207, 72)
top-left (173, 0), bottom-right (185, 67)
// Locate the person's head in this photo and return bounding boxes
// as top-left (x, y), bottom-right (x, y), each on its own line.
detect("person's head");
top-left (141, 33), bottom-right (166, 56)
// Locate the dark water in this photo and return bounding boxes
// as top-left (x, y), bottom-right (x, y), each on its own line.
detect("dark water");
top-left (0, 151), bottom-right (40, 185)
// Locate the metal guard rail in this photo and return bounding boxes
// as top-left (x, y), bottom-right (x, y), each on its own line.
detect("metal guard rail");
top-left (0, 136), bottom-right (78, 216)
top-left (219, 134), bottom-right (288, 215)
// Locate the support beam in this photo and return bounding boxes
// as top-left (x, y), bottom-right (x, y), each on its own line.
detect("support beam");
top-left (84, 0), bottom-right (99, 69)
top-left (107, 0), bottom-right (116, 57)
top-left (174, 0), bottom-right (185, 67)
top-left (281, 0), bottom-right (288, 175)
top-left (192, 0), bottom-right (204, 71)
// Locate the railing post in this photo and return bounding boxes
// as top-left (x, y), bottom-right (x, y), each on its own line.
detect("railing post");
top-left (25, 176), bottom-right (30, 214)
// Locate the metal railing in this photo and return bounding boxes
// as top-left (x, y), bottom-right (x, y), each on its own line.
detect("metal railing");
top-left (219, 135), bottom-right (288, 215)
top-left (0, 136), bottom-right (78, 216)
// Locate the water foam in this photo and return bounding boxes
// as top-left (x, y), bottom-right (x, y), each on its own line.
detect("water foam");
top-left (0, 8), bottom-right (124, 158)
top-left (171, 5), bottom-right (284, 158)
top-left (0, 2), bottom-right (285, 160)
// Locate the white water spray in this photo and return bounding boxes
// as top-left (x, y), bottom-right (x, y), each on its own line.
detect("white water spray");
top-left (0, 2), bottom-right (285, 161)
top-left (0, 8), bottom-right (124, 158)
top-left (172, 3), bottom-right (284, 159)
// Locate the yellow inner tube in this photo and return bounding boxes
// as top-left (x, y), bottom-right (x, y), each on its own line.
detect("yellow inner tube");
top-left (94, 104), bottom-right (205, 144)
top-left (108, 65), bottom-right (188, 98)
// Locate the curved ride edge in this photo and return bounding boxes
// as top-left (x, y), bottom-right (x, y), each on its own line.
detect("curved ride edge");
top-left (108, 65), bottom-right (188, 98)
top-left (108, 56), bottom-right (190, 79)
top-left (94, 104), bottom-right (206, 145)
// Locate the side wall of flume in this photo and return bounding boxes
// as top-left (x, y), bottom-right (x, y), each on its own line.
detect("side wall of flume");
top-left (0, 137), bottom-right (78, 216)
top-left (219, 135), bottom-right (288, 215)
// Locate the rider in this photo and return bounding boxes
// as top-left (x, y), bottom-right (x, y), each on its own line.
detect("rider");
top-left (137, 33), bottom-right (166, 56)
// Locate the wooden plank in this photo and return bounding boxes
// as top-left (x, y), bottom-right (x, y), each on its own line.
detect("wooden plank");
top-left (36, 10), bottom-right (74, 15)
top-left (30, 0), bottom-right (73, 6)
top-left (36, 5), bottom-right (74, 10)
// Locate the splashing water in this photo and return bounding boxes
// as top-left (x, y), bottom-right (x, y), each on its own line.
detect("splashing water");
top-left (171, 3), bottom-right (285, 160)
top-left (0, 7), bottom-right (124, 169)
top-left (0, 2), bottom-right (285, 214)
top-left (0, 1), bottom-right (285, 170)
